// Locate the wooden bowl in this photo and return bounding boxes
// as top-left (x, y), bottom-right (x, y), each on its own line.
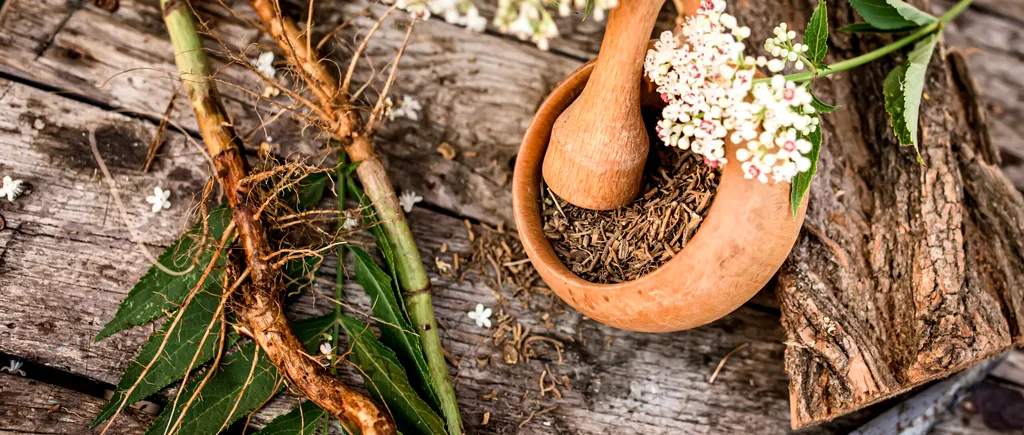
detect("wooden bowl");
top-left (512, 61), bottom-right (808, 332)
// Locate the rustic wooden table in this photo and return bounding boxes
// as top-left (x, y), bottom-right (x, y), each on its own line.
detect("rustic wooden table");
top-left (0, 0), bottom-right (1020, 433)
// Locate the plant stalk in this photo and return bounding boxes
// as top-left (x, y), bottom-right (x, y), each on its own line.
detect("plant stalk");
top-left (161, 2), bottom-right (395, 434)
top-left (757, 0), bottom-right (973, 84)
top-left (244, 1), bottom-right (462, 433)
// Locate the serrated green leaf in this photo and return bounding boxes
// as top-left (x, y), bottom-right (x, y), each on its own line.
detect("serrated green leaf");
top-left (341, 315), bottom-right (447, 435)
top-left (803, 1), bottom-right (829, 65)
top-left (92, 283), bottom-right (235, 428)
top-left (849, 0), bottom-right (936, 30)
top-left (810, 93), bottom-right (840, 113)
top-left (351, 247), bottom-right (438, 412)
top-left (837, 22), bottom-right (919, 33)
top-left (96, 206), bottom-right (232, 341)
top-left (883, 63), bottom-right (911, 141)
top-left (144, 315), bottom-right (334, 435)
top-left (790, 116), bottom-right (823, 218)
top-left (883, 33), bottom-right (938, 164)
top-left (253, 401), bottom-right (327, 435)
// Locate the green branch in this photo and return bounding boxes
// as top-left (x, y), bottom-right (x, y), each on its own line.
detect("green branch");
top-left (756, 0), bottom-right (973, 84)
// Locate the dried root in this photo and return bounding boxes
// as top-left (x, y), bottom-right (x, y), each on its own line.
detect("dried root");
top-left (161, 1), bottom-right (396, 433)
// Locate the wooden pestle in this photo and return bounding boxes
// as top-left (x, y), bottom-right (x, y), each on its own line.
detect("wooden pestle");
top-left (542, 0), bottom-right (668, 210)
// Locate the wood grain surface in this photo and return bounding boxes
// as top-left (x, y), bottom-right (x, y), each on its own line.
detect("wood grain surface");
top-left (0, 0), bottom-right (1021, 432)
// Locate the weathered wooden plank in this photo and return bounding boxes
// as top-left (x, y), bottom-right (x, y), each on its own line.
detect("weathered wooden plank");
top-left (0, 0), bottom-right (1018, 432)
top-left (0, 77), bottom-right (844, 434)
top-left (0, 375), bottom-right (155, 434)
top-left (0, 0), bottom-right (586, 225)
top-left (931, 400), bottom-right (1007, 435)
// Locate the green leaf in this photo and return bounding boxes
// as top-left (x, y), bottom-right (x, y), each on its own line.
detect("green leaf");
top-left (849, 0), bottom-right (936, 30)
top-left (96, 206), bottom-right (232, 341)
top-left (293, 172), bottom-right (329, 212)
top-left (92, 283), bottom-right (235, 428)
top-left (811, 93), bottom-right (840, 113)
top-left (345, 178), bottom-right (406, 320)
top-left (253, 401), bottom-right (327, 435)
top-left (837, 22), bottom-right (919, 33)
top-left (351, 247), bottom-right (438, 412)
top-left (282, 254), bottom-right (322, 304)
top-left (144, 316), bottom-right (334, 435)
top-left (803, 0), bottom-right (829, 65)
top-left (883, 33), bottom-right (938, 164)
top-left (583, 0), bottom-right (594, 22)
top-left (790, 116), bottom-right (823, 218)
top-left (341, 316), bottom-right (446, 435)
top-left (346, 178), bottom-right (397, 275)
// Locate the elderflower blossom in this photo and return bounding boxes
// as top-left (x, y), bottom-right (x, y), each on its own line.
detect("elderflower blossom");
top-left (1, 360), bottom-right (26, 376)
top-left (467, 303), bottom-right (492, 328)
top-left (494, 0), bottom-right (559, 50)
top-left (644, 0), bottom-right (820, 184)
top-left (494, 0), bottom-right (618, 50)
top-left (342, 212), bottom-right (360, 230)
top-left (145, 186), bottom-right (171, 213)
top-left (388, 0), bottom-right (616, 50)
top-left (254, 51), bottom-right (275, 78)
top-left (0, 176), bottom-right (25, 202)
top-left (388, 0), bottom-right (487, 32)
top-left (319, 342), bottom-right (334, 356)
top-left (391, 95), bottom-right (422, 121)
top-left (399, 190), bottom-right (423, 212)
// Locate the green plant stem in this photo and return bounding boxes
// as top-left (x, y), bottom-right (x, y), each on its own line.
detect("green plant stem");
top-left (332, 155), bottom-right (349, 375)
top-left (162, 3), bottom-right (395, 433)
top-left (243, 1), bottom-right (462, 432)
top-left (758, 0), bottom-right (973, 84)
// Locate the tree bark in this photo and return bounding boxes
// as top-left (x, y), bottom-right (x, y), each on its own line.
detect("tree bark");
top-left (762, 0), bottom-right (1024, 427)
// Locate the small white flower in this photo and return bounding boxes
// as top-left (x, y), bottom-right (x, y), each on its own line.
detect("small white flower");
top-left (0, 176), bottom-right (25, 202)
top-left (254, 51), bottom-right (275, 78)
top-left (463, 7), bottom-right (487, 32)
top-left (319, 342), bottom-right (334, 356)
top-left (391, 95), bottom-right (422, 121)
top-left (1, 360), bottom-right (26, 376)
top-left (342, 214), bottom-right (360, 230)
top-left (398, 190), bottom-right (422, 213)
top-left (145, 187), bottom-right (171, 213)
top-left (467, 303), bottom-right (492, 328)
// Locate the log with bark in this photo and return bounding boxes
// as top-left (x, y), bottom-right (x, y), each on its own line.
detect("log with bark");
top-left (730, 0), bottom-right (1024, 428)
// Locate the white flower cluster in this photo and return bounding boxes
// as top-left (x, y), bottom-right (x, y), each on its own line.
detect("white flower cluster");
top-left (390, 0), bottom-right (487, 32)
top-left (643, 0), bottom-right (819, 184)
top-left (763, 23), bottom-right (810, 72)
top-left (493, 0), bottom-right (559, 50)
top-left (494, 0), bottom-right (617, 50)
top-left (388, 0), bottom-right (617, 50)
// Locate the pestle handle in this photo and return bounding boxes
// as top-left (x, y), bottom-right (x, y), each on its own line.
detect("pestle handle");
top-left (542, 0), bottom-right (667, 210)
top-left (587, 0), bottom-right (666, 112)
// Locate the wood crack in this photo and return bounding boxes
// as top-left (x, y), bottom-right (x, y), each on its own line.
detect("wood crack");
top-left (33, 0), bottom-right (86, 60)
